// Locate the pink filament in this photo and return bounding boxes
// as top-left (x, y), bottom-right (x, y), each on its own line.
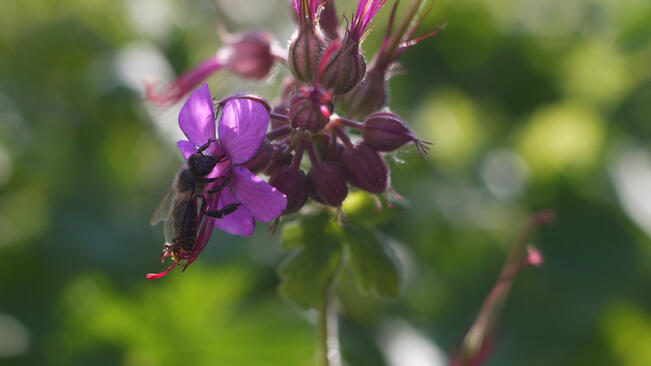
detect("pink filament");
top-left (146, 261), bottom-right (178, 280)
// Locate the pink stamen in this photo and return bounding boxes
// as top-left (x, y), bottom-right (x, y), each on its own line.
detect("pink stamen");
top-left (146, 261), bottom-right (178, 280)
top-left (349, 0), bottom-right (387, 42)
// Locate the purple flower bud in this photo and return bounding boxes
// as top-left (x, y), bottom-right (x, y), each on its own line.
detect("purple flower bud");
top-left (242, 139), bottom-right (273, 173)
top-left (320, 41), bottom-right (366, 95)
top-left (341, 143), bottom-right (389, 194)
top-left (218, 31), bottom-right (276, 80)
top-left (338, 68), bottom-right (387, 119)
top-left (288, 24), bottom-right (325, 83)
top-left (363, 111), bottom-right (432, 154)
top-left (269, 166), bottom-right (309, 214)
top-left (314, 134), bottom-right (344, 162)
top-left (263, 145), bottom-right (293, 176)
top-left (289, 94), bottom-right (330, 133)
top-left (308, 162), bottom-right (348, 207)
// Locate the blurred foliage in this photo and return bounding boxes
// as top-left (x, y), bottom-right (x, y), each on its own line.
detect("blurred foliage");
top-left (1, 0), bottom-right (651, 365)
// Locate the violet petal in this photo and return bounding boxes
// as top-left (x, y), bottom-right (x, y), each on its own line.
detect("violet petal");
top-left (218, 99), bottom-right (270, 164)
top-left (178, 83), bottom-right (216, 147)
top-left (232, 166), bottom-right (287, 222)
top-left (214, 183), bottom-right (256, 236)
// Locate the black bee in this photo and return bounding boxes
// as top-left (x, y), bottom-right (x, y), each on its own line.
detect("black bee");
top-left (151, 139), bottom-right (239, 260)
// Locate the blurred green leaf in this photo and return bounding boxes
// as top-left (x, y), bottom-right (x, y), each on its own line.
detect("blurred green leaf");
top-left (279, 241), bottom-right (343, 309)
top-left (280, 211), bottom-right (345, 250)
top-left (342, 191), bottom-right (405, 228)
top-left (344, 228), bottom-right (401, 298)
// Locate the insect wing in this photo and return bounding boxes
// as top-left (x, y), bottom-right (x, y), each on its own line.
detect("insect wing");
top-left (163, 210), bottom-right (177, 244)
top-left (151, 189), bottom-right (175, 226)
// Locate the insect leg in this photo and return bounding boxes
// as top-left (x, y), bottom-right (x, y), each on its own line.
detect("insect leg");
top-left (200, 197), bottom-right (241, 218)
top-left (206, 175), bottom-right (232, 193)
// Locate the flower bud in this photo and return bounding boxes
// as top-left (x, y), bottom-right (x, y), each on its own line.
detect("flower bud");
top-left (320, 41), bottom-right (366, 95)
top-left (289, 95), bottom-right (329, 133)
top-left (269, 167), bottom-right (309, 214)
top-left (341, 143), bottom-right (389, 194)
top-left (314, 134), bottom-right (344, 162)
top-left (288, 24), bottom-right (324, 83)
top-left (338, 68), bottom-right (387, 120)
top-left (218, 31), bottom-right (276, 79)
top-left (263, 145), bottom-right (293, 176)
top-left (308, 162), bottom-right (348, 207)
top-left (242, 139), bottom-right (273, 173)
top-left (363, 111), bottom-right (413, 151)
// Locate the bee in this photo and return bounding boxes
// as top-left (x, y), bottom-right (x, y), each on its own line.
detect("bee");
top-left (151, 139), bottom-right (239, 262)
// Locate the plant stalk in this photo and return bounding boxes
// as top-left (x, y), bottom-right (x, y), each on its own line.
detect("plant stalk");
top-left (320, 288), bottom-right (341, 366)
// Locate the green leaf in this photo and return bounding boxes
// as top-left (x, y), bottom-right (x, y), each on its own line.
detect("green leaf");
top-left (280, 211), bottom-right (345, 250)
top-left (278, 242), bottom-right (343, 309)
top-left (344, 228), bottom-right (401, 297)
top-left (342, 191), bottom-right (406, 228)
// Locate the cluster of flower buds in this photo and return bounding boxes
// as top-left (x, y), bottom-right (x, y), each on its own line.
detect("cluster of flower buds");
top-left (148, 0), bottom-right (442, 277)
top-left (252, 0), bottom-right (437, 213)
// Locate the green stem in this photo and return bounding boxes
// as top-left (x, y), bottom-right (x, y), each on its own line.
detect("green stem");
top-left (320, 298), bottom-right (329, 366)
top-left (319, 288), bottom-right (341, 366)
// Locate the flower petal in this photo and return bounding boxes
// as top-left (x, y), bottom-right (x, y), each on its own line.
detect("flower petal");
top-left (177, 140), bottom-right (197, 160)
top-left (232, 166), bottom-right (287, 222)
top-left (178, 83), bottom-right (216, 146)
top-left (213, 183), bottom-right (255, 236)
top-left (218, 99), bottom-right (270, 163)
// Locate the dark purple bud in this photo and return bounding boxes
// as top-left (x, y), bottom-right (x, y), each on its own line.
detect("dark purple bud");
top-left (338, 68), bottom-right (387, 120)
top-left (363, 111), bottom-right (432, 154)
top-left (320, 41), bottom-right (366, 95)
top-left (341, 143), bottom-right (389, 194)
top-left (288, 24), bottom-right (325, 83)
top-left (242, 139), bottom-right (273, 173)
top-left (263, 145), bottom-right (293, 176)
top-left (219, 31), bottom-right (276, 80)
top-left (314, 133), bottom-right (344, 162)
top-left (269, 167), bottom-right (309, 214)
top-left (289, 94), bottom-right (330, 133)
top-left (308, 162), bottom-right (348, 207)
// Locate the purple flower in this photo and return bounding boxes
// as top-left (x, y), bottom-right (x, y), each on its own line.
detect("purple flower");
top-left (177, 83), bottom-right (287, 236)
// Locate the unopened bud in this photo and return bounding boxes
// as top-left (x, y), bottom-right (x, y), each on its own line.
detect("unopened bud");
top-left (339, 68), bottom-right (387, 119)
top-left (218, 31), bottom-right (276, 79)
top-left (363, 111), bottom-right (415, 151)
top-left (242, 139), bottom-right (273, 173)
top-left (288, 24), bottom-right (324, 83)
top-left (320, 41), bottom-right (366, 95)
top-left (263, 145), bottom-right (293, 176)
top-left (289, 95), bottom-right (329, 133)
top-left (341, 143), bottom-right (389, 194)
top-left (269, 167), bottom-right (309, 214)
top-left (314, 134), bottom-right (344, 162)
top-left (308, 162), bottom-right (348, 207)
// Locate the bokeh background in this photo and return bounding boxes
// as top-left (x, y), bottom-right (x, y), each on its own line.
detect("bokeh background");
top-left (2, 0), bottom-right (651, 365)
